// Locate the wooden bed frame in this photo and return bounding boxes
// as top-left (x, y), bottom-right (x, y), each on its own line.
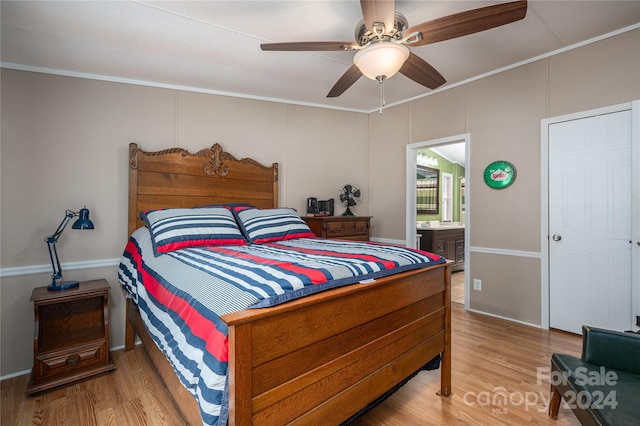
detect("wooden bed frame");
top-left (124, 142), bottom-right (452, 425)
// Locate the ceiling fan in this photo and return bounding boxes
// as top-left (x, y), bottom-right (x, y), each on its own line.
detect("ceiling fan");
top-left (261, 0), bottom-right (527, 98)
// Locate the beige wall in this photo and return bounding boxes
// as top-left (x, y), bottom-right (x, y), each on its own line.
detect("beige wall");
top-left (1, 28), bottom-right (638, 377)
top-left (368, 103), bottom-right (410, 239)
top-left (0, 70), bottom-right (369, 376)
top-left (369, 29), bottom-right (640, 326)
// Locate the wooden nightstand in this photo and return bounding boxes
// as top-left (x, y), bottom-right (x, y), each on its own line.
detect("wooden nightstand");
top-left (302, 216), bottom-right (371, 241)
top-left (26, 279), bottom-right (116, 395)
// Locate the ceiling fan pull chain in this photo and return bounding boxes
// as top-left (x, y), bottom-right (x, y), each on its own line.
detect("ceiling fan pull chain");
top-left (378, 76), bottom-right (386, 114)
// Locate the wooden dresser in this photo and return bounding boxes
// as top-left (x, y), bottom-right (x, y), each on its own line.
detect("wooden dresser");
top-left (302, 216), bottom-right (371, 241)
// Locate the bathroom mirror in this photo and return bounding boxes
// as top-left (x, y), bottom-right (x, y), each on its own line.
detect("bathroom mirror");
top-left (416, 166), bottom-right (439, 214)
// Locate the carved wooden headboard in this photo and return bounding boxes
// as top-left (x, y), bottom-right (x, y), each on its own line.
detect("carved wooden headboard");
top-left (128, 142), bottom-right (278, 235)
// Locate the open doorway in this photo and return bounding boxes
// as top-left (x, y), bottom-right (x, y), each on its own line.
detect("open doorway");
top-left (406, 134), bottom-right (470, 307)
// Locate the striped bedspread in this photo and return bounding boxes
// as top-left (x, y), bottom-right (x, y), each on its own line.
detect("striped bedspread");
top-left (118, 227), bottom-right (445, 426)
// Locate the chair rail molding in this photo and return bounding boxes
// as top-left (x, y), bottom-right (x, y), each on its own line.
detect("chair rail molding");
top-left (0, 258), bottom-right (120, 278)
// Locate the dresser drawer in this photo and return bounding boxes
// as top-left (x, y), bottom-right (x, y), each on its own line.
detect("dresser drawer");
top-left (354, 220), bottom-right (369, 235)
top-left (326, 221), bottom-right (354, 236)
top-left (302, 216), bottom-right (371, 241)
top-left (34, 341), bottom-right (107, 381)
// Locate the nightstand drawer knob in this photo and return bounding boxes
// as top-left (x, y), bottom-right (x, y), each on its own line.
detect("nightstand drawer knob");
top-left (66, 354), bottom-right (81, 367)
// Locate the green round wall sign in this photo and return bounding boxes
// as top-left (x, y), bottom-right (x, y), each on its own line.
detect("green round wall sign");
top-left (483, 161), bottom-right (517, 189)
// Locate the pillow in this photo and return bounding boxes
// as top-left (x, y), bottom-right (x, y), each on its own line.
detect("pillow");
top-left (237, 208), bottom-right (315, 244)
top-left (196, 203), bottom-right (257, 239)
top-left (140, 207), bottom-right (247, 255)
top-left (196, 202), bottom-right (256, 215)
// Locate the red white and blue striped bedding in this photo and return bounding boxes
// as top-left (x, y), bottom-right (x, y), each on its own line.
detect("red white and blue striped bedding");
top-left (118, 227), bottom-right (445, 426)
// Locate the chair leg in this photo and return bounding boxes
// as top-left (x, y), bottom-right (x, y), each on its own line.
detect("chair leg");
top-left (549, 384), bottom-right (562, 420)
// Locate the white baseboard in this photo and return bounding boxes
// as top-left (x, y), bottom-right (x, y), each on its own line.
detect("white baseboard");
top-left (465, 307), bottom-right (541, 329)
top-left (369, 237), bottom-right (406, 246)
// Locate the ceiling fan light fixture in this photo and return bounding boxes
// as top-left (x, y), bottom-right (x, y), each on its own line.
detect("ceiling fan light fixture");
top-left (353, 42), bottom-right (409, 81)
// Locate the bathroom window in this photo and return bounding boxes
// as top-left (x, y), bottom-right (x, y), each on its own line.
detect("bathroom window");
top-left (441, 172), bottom-right (453, 222)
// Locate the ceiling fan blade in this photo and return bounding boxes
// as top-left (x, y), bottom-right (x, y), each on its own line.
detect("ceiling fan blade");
top-left (360, 0), bottom-right (396, 35)
top-left (261, 41), bottom-right (359, 51)
top-left (400, 53), bottom-right (446, 90)
top-left (327, 64), bottom-right (363, 98)
top-left (404, 0), bottom-right (527, 46)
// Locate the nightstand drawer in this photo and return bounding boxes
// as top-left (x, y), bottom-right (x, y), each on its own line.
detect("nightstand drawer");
top-left (35, 341), bottom-right (107, 380)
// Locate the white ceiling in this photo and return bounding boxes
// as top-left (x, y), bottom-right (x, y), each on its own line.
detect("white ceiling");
top-left (2, 1), bottom-right (639, 113)
top-left (431, 143), bottom-right (466, 167)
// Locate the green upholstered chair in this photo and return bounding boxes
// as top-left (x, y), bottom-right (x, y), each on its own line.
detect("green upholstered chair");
top-left (549, 326), bottom-right (640, 425)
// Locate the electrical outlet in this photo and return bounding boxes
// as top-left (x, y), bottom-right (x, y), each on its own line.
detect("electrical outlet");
top-left (473, 279), bottom-right (482, 291)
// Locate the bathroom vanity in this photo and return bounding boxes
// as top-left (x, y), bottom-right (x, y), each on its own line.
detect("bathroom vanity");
top-left (418, 226), bottom-right (465, 272)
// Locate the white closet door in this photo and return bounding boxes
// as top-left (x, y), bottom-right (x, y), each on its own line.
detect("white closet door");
top-left (549, 110), bottom-right (633, 334)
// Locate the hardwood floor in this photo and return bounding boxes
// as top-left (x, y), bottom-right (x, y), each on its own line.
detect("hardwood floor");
top-left (2, 304), bottom-right (582, 425)
top-left (451, 270), bottom-right (465, 305)
top-left (353, 304), bottom-right (582, 425)
top-left (1, 347), bottom-right (186, 426)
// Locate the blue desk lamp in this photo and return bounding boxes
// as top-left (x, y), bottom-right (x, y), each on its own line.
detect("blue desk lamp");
top-left (45, 207), bottom-right (94, 291)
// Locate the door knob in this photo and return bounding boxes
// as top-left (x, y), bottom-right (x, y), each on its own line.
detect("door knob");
top-left (552, 234), bottom-right (562, 241)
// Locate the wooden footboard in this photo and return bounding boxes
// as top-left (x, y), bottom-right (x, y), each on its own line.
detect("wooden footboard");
top-left (126, 261), bottom-right (451, 425)
top-left (222, 262), bottom-right (451, 424)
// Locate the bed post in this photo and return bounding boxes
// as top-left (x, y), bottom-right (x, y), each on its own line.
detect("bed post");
top-left (440, 263), bottom-right (452, 397)
top-left (227, 322), bottom-right (253, 426)
top-left (128, 143), bottom-right (139, 236)
top-left (272, 163), bottom-right (278, 208)
top-left (125, 143), bottom-right (139, 351)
